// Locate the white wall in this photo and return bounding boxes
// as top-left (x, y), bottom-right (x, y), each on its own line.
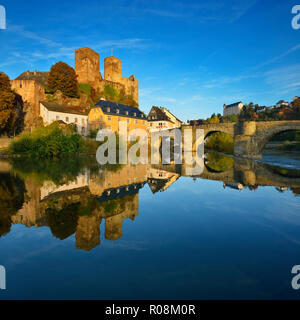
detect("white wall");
top-left (40, 103), bottom-right (89, 136)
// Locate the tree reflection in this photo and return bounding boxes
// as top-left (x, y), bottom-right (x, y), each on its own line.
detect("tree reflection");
top-left (0, 173), bottom-right (25, 237)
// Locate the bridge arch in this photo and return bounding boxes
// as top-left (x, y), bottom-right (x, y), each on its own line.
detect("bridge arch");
top-left (234, 121), bottom-right (300, 159)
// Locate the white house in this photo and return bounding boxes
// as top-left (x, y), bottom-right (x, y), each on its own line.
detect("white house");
top-left (275, 100), bottom-right (289, 109)
top-left (223, 102), bottom-right (243, 116)
top-left (40, 101), bottom-right (89, 136)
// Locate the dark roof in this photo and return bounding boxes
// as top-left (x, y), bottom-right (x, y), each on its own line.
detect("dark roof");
top-left (147, 106), bottom-right (173, 122)
top-left (147, 178), bottom-right (169, 194)
top-left (96, 182), bottom-right (146, 202)
top-left (92, 100), bottom-right (146, 120)
top-left (224, 102), bottom-right (242, 109)
top-left (15, 71), bottom-right (49, 87)
top-left (40, 101), bottom-right (89, 116)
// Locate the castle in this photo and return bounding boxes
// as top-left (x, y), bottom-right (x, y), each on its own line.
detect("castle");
top-left (10, 47), bottom-right (139, 130)
top-left (75, 47), bottom-right (138, 105)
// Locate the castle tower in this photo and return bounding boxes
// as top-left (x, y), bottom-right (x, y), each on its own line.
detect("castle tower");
top-left (104, 56), bottom-right (122, 83)
top-left (75, 47), bottom-right (101, 85)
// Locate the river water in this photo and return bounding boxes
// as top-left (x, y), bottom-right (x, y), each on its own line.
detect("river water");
top-left (0, 152), bottom-right (299, 300)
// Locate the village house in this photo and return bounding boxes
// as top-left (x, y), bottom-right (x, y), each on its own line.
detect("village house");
top-left (40, 102), bottom-right (89, 136)
top-left (147, 106), bottom-right (182, 132)
top-left (223, 102), bottom-right (244, 116)
top-left (88, 99), bottom-right (147, 133)
top-left (276, 100), bottom-right (290, 109)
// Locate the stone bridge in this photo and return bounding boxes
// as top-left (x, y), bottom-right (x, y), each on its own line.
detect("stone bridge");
top-left (181, 120), bottom-right (300, 159)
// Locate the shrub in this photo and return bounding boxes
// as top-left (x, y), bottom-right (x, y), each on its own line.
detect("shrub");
top-left (10, 123), bottom-right (84, 157)
top-left (205, 132), bottom-right (234, 154)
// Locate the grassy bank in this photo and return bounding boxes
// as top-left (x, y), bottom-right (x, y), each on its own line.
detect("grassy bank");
top-left (9, 123), bottom-right (99, 157)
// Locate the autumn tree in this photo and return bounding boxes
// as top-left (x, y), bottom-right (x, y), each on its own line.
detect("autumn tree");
top-left (47, 62), bottom-right (79, 98)
top-left (0, 72), bottom-right (17, 135)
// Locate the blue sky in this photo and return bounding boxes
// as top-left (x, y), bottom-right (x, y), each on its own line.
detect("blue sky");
top-left (0, 0), bottom-right (299, 120)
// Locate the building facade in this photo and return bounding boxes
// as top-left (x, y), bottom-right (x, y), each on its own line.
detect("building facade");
top-left (40, 102), bottom-right (89, 135)
top-left (147, 106), bottom-right (181, 132)
top-left (88, 99), bottom-right (147, 133)
top-left (223, 102), bottom-right (244, 116)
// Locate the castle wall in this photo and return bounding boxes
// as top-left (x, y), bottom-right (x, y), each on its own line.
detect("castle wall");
top-left (75, 48), bottom-right (139, 105)
top-left (75, 47), bottom-right (101, 85)
top-left (104, 57), bottom-right (122, 83)
top-left (11, 80), bottom-right (45, 117)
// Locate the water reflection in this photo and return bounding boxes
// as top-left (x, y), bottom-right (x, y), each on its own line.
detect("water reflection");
top-left (0, 153), bottom-right (299, 252)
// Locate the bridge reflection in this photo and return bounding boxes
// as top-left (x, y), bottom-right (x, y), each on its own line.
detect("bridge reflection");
top-left (0, 155), bottom-right (299, 251)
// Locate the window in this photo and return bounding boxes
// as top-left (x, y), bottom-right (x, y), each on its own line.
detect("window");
top-left (108, 116), bottom-right (111, 121)
top-left (133, 112), bottom-right (137, 117)
top-left (143, 121), bottom-right (145, 125)
top-left (82, 119), bottom-right (85, 125)
top-left (75, 118), bottom-right (78, 123)
top-left (20, 84), bottom-right (22, 88)
top-left (107, 107), bottom-right (111, 112)
top-left (116, 109), bottom-right (119, 114)
top-left (127, 119), bottom-right (130, 123)
top-left (125, 111), bottom-right (129, 115)
top-left (66, 117), bottom-right (69, 123)
top-left (56, 116), bottom-right (59, 120)
top-left (150, 123), bottom-right (152, 127)
top-left (135, 120), bottom-right (138, 124)
top-left (118, 118), bottom-right (121, 122)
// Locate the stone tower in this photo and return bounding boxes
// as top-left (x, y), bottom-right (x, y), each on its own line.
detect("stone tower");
top-left (75, 47), bottom-right (101, 85)
top-left (104, 56), bottom-right (122, 83)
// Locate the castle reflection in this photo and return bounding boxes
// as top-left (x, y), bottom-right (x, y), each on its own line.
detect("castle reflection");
top-left (0, 153), bottom-right (299, 251)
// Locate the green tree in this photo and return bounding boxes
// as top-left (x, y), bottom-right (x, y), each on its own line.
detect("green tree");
top-left (47, 62), bottom-right (79, 98)
top-left (208, 115), bottom-right (220, 124)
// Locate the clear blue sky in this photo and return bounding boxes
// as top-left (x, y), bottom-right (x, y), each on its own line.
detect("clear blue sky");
top-left (0, 0), bottom-right (299, 120)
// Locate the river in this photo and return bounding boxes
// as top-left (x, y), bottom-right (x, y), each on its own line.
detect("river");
top-left (0, 152), bottom-right (299, 299)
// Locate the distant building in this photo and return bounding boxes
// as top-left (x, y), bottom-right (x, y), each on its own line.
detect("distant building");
top-left (223, 102), bottom-right (243, 116)
top-left (88, 99), bottom-right (147, 133)
top-left (293, 96), bottom-right (300, 103)
top-left (276, 100), bottom-right (289, 109)
top-left (40, 102), bottom-right (89, 136)
top-left (223, 182), bottom-right (243, 191)
top-left (256, 106), bottom-right (267, 113)
top-left (147, 106), bottom-right (181, 132)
